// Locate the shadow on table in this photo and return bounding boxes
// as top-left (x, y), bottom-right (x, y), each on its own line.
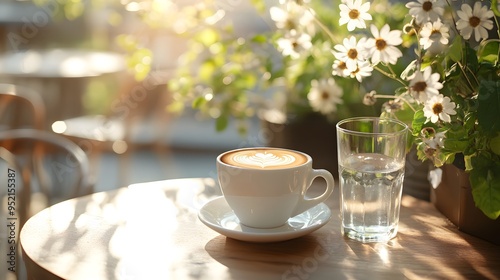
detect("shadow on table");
top-left (205, 194), bottom-right (500, 280)
top-left (205, 234), bottom-right (338, 280)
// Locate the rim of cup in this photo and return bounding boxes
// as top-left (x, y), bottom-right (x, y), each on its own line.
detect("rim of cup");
top-left (217, 147), bottom-right (312, 170)
top-left (336, 117), bottom-right (408, 136)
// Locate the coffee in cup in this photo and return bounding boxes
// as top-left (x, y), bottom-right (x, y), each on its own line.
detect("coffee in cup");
top-left (220, 148), bottom-right (308, 169)
top-left (217, 147), bottom-right (335, 228)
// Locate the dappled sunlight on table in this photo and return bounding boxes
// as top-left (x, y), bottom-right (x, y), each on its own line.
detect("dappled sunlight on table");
top-left (19, 178), bottom-right (500, 280)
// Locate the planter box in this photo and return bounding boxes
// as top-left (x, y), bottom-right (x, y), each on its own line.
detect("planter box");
top-left (431, 164), bottom-right (500, 245)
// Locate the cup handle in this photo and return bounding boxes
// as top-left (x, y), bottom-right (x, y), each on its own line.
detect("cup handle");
top-left (291, 169), bottom-right (335, 217)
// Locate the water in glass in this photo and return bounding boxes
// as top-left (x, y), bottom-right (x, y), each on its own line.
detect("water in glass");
top-left (339, 153), bottom-right (404, 243)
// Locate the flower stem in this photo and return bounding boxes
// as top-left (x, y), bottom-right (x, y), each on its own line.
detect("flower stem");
top-left (373, 65), bottom-right (407, 87)
top-left (374, 93), bottom-right (417, 112)
top-left (307, 7), bottom-right (337, 43)
top-left (494, 16), bottom-right (500, 66)
top-left (457, 61), bottom-right (478, 92)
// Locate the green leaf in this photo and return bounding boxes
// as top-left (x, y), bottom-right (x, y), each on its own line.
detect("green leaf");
top-left (492, 0), bottom-right (500, 17)
top-left (448, 35), bottom-right (463, 62)
top-left (411, 110), bottom-right (426, 136)
top-left (443, 139), bottom-right (469, 152)
top-left (463, 112), bottom-right (476, 131)
top-left (252, 34), bottom-right (268, 43)
top-left (469, 155), bottom-right (500, 219)
top-left (478, 40), bottom-right (499, 63)
top-left (216, 115), bottom-right (229, 132)
top-left (199, 61), bottom-right (216, 82)
top-left (490, 134), bottom-right (500, 155)
top-left (192, 97), bottom-right (206, 109)
top-left (477, 80), bottom-right (500, 135)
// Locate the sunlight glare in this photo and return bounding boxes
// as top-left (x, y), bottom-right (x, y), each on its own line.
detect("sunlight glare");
top-left (112, 140), bottom-right (128, 154)
top-left (374, 244), bottom-right (390, 264)
top-left (20, 51), bottom-right (41, 74)
top-left (49, 201), bottom-right (76, 234)
top-left (52, 121), bottom-right (67, 134)
top-left (60, 56), bottom-right (88, 76)
top-left (126, 2), bottom-right (140, 12)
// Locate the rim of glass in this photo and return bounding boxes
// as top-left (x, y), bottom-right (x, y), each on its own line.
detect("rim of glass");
top-left (336, 117), bottom-right (408, 136)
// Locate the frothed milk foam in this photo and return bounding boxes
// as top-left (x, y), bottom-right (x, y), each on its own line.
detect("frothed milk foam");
top-left (221, 148), bottom-right (307, 169)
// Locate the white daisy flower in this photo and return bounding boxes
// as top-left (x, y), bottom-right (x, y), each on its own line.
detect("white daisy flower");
top-left (308, 78), bottom-right (344, 114)
top-left (349, 60), bottom-right (373, 82)
top-left (333, 36), bottom-right (367, 71)
top-left (406, 0), bottom-right (444, 24)
top-left (332, 60), bottom-right (350, 77)
top-left (419, 20), bottom-right (450, 51)
top-left (408, 67), bottom-right (442, 103)
top-left (382, 99), bottom-right (404, 113)
top-left (270, 2), bottom-right (313, 32)
top-left (339, 0), bottom-right (372, 31)
top-left (423, 131), bottom-right (446, 149)
top-left (363, 90), bottom-right (377, 106)
top-left (276, 30), bottom-right (312, 59)
top-left (365, 24), bottom-right (403, 65)
top-left (423, 94), bottom-right (456, 123)
top-left (456, 2), bottom-right (494, 42)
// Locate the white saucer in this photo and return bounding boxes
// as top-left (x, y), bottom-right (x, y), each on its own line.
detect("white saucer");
top-left (198, 196), bottom-right (331, 242)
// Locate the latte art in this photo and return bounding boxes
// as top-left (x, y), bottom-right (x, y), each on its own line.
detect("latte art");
top-left (221, 148), bottom-right (308, 169)
top-left (234, 152), bottom-right (296, 168)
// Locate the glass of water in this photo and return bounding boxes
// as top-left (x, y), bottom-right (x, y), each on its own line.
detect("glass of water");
top-left (336, 117), bottom-right (408, 243)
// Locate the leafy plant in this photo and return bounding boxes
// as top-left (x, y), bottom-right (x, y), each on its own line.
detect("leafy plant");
top-left (166, 0), bottom-right (410, 133)
top-left (166, 0), bottom-right (500, 219)
top-left (369, 0), bottom-right (500, 219)
top-left (44, 0), bottom-right (500, 219)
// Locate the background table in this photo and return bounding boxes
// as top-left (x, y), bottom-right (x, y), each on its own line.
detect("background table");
top-left (0, 48), bottom-right (125, 127)
top-left (20, 178), bottom-right (500, 279)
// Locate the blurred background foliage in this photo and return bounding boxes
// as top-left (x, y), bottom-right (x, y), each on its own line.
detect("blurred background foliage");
top-left (28, 0), bottom-right (410, 133)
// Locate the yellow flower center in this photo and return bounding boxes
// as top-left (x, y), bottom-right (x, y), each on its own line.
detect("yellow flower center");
top-left (338, 61), bottom-right (347, 70)
top-left (422, 1), bottom-right (433, 12)
top-left (432, 103), bottom-right (443, 114)
top-left (286, 19), bottom-right (296, 30)
top-left (347, 48), bottom-right (358, 59)
top-left (376, 39), bottom-right (387, 50)
top-left (321, 91), bottom-right (330, 100)
top-left (469, 16), bottom-right (481, 28)
top-left (349, 9), bottom-right (360, 20)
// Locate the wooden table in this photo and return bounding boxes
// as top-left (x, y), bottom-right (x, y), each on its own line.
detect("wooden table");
top-left (20, 178), bottom-right (500, 279)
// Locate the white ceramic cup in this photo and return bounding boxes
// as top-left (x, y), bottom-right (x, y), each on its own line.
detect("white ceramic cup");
top-left (216, 147), bottom-right (335, 228)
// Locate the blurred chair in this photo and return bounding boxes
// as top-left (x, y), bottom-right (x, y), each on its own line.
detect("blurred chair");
top-left (0, 83), bottom-right (46, 131)
top-left (0, 128), bottom-right (94, 280)
top-left (0, 84), bottom-right (46, 280)
top-left (52, 70), bottom-right (173, 186)
top-left (0, 128), bottom-right (94, 226)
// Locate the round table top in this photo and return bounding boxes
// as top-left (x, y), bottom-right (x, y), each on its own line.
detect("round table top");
top-left (20, 178), bottom-right (500, 280)
top-left (0, 48), bottom-right (125, 78)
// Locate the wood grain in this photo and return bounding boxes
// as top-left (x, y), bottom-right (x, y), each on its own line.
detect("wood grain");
top-left (21, 178), bottom-right (500, 280)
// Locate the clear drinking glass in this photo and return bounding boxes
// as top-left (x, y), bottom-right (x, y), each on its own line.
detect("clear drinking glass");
top-left (336, 117), bottom-right (408, 243)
